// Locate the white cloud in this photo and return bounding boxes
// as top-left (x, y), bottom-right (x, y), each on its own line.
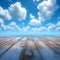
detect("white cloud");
top-left (9, 2), bottom-right (27, 20)
top-left (31, 26), bottom-right (46, 31)
top-left (55, 27), bottom-right (60, 31)
top-left (1, 24), bottom-right (7, 30)
top-left (38, 26), bottom-right (46, 31)
top-left (0, 21), bottom-right (21, 31)
top-left (47, 21), bottom-right (60, 31)
top-left (22, 26), bottom-right (30, 31)
top-left (29, 13), bottom-right (41, 26)
top-left (37, 0), bottom-right (59, 21)
top-left (31, 27), bottom-right (38, 31)
top-left (7, 22), bottom-right (21, 31)
top-left (29, 18), bottom-right (41, 26)
top-left (29, 13), bottom-right (35, 19)
top-left (0, 7), bottom-right (11, 20)
top-left (47, 23), bottom-right (56, 31)
top-left (8, 21), bottom-right (16, 26)
top-left (56, 21), bottom-right (60, 26)
top-left (0, 18), bottom-right (4, 24)
top-left (0, 2), bottom-right (27, 22)
top-left (55, 21), bottom-right (60, 31)
top-left (33, 0), bottom-right (40, 2)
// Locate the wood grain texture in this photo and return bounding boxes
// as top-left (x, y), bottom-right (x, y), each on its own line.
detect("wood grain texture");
top-left (0, 37), bottom-right (60, 60)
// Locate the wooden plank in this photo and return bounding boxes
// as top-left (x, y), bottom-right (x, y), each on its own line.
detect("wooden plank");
top-left (0, 37), bottom-right (21, 57)
top-left (0, 37), bottom-right (60, 60)
top-left (46, 40), bottom-right (60, 55)
top-left (33, 38), bottom-right (60, 60)
top-left (0, 38), bottom-right (13, 46)
top-left (31, 38), bottom-right (43, 60)
top-left (21, 38), bottom-right (42, 60)
top-left (0, 37), bottom-right (28, 60)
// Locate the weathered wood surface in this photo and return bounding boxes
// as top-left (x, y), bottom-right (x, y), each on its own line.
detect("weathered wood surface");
top-left (0, 37), bottom-right (60, 60)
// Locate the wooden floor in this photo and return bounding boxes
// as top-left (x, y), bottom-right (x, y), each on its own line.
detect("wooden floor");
top-left (0, 37), bottom-right (60, 60)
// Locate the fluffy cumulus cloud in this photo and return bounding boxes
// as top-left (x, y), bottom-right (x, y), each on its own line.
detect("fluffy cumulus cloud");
top-left (0, 18), bottom-right (4, 24)
top-left (0, 21), bottom-right (21, 31)
top-left (31, 26), bottom-right (46, 31)
top-left (7, 22), bottom-right (21, 31)
top-left (55, 21), bottom-right (60, 31)
top-left (9, 2), bottom-right (27, 20)
top-left (56, 21), bottom-right (60, 27)
top-left (22, 26), bottom-right (30, 31)
top-left (0, 2), bottom-right (27, 21)
top-left (46, 21), bottom-right (60, 31)
top-left (0, 24), bottom-right (7, 30)
top-left (38, 26), bottom-right (46, 31)
top-left (37, 0), bottom-right (59, 21)
top-left (0, 7), bottom-right (11, 20)
top-left (31, 21), bottom-right (60, 31)
top-left (29, 0), bottom-right (59, 26)
top-left (29, 18), bottom-right (41, 26)
top-left (29, 13), bottom-right (41, 26)
top-left (29, 13), bottom-right (35, 19)
top-left (47, 23), bottom-right (56, 31)
top-left (0, 2), bottom-right (27, 31)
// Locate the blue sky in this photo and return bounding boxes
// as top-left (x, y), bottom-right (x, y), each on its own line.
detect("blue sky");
top-left (0, 0), bottom-right (60, 36)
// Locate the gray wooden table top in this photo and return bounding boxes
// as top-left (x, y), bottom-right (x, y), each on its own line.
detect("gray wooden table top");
top-left (0, 37), bottom-right (60, 60)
